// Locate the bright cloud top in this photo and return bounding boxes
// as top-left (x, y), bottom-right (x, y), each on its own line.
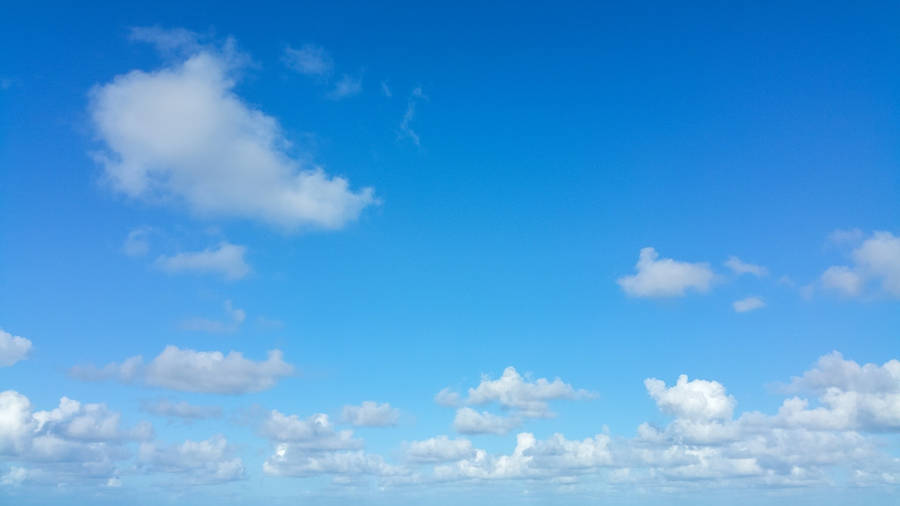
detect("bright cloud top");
top-left (0, 329), bottom-right (31, 367)
top-left (89, 30), bottom-right (376, 230)
top-left (618, 247), bottom-right (714, 297)
top-left (69, 345), bottom-right (293, 394)
top-left (821, 230), bottom-right (900, 297)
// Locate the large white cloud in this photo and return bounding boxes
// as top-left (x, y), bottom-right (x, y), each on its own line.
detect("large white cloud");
top-left (618, 247), bottom-right (714, 297)
top-left (89, 30), bottom-right (376, 230)
top-left (70, 345), bottom-right (293, 394)
top-left (644, 374), bottom-right (736, 421)
top-left (0, 329), bottom-right (31, 367)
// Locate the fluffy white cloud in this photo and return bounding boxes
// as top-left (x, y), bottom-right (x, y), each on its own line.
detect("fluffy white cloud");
top-left (724, 256), bottom-right (768, 277)
top-left (155, 242), bottom-right (250, 280)
top-left (618, 247), bottom-right (714, 297)
top-left (283, 44), bottom-right (333, 76)
top-left (732, 296), bottom-right (765, 313)
top-left (464, 366), bottom-right (590, 418)
top-left (341, 402), bottom-right (399, 427)
top-left (404, 436), bottom-right (475, 463)
top-left (821, 230), bottom-right (900, 297)
top-left (140, 399), bottom-right (222, 420)
top-left (138, 435), bottom-right (244, 484)
top-left (70, 345), bottom-right (293, 394)
top-left (179, 299), bottom-right (246, 333)
top-left (90, 31), bottom-right (376, 230)
top-left (261, 411), bottom-right (360, 450)
top-left (0, 329), bottom-right (31, 367)
top-left (453, 408), bottom-right (519, 435)
top-left (644, 375), bottom-right (735, 421)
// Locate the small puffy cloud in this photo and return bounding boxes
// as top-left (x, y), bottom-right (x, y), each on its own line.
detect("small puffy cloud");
top-left (140, 399), bottom-right (222, 420)
top-left (732, 296), bottom-right (765, 313)
top-left (341, 402), bottom-right (399, 427)
top-left (90, 30), bottom-right (376, 230)
top-left (821, 265), bottom-right (862, 296)
top-left (328, 74), bottom-right (362, 100)
top-left (644, 375), bottom-right (735, 421)
top-left (283, 44), bottom-right (333, 76)
top-left (821, 231), bottom-right (900, 298)
top-left (70, 345), bottom-right (293, 394)
top-left (261, 411), bottom-right (360, 450)
top-left (453, 408), bottom-right (520, 435)
top-left (180, 299), bottom-right (246, 333)
top-left (434, 387), bottom-right (461, 407)
top-left (618, 247), bottom-right (714, 297)
top-left (155, 242), bottom-right (250, 281)
top-left (0, 329), bottom-right (31, 367)
top-left (465, 366), bottom-right (591, 418)
top-left (138, 435), bottom-right (244, 484)
top-left (404, 436), bottom-right (475, 463)
top-left (724, 256), bottom-right (768, 277)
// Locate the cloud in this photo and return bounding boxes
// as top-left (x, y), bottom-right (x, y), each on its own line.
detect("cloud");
top-left (644, 375), bottom-right (736, 421)
top-left (399, 87), bottom-right (425, 146)
top-left (70, 345), bottom-right (293, 394)
top-left (618, 247), bottom-right (714, 297)
top-left (434, 387), bottom-right (461, 407)
top-left (724, 256), bottom-right (768, 277)
top-left (328, 74), bottom-right (362, 100)
top-left (155, 242), bottom-right (250, 280)
top-left (0, 329), bottom-right (31, 367)
top-left (732, 296), bottom-right (765, 313)
top-left (404, 436), bottom-right (474, 463)
top-left (464, 366), bottom-right (591, 418)
top-left (90, 29), bottom-right (376, 230)
top-left (260, 411), bottom-right (360, 450)
top-left (380, 80), bottom-right (392, 97)
top-left (341, 402), bottom-right (399, 427)
top-left (123, 227), bottom-right (151, 257)
top-left (140, 399), bottom-right (222, 420)
top-left (138, 435), bottom-right (244, 484)
top-left (179, 299), bottom-right (246, 333)
top-left (283, 44), bottom-right (333, 76)
top-left (821, 231), bottom-right (900, 297)
top-left (453, 408), bottom-right (520, 435)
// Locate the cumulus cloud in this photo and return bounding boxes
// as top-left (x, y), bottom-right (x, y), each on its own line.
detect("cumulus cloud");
top-left (90, 29), bottom-right (376, 230)
top-left (732, 296), bottom-right (765, 313)
top-left (341, 401), bottom-right (399, 427)
top-left (0, 329), bottom-right (31, 367)
top-left (453, 408), bottom-right (520, 435)
top-left (724, 256), bottom-right (768, 277)
top-left (434, 388), bottom-right (461, 407)
top-left (155, 242), bottom-right (250, 281)
top-left (404, 436), bottom-right (474, 463)
top-left (618, 247), bottom-right (714, 297)
top-left (644, 375), bottom-right (736, 421)
top-left (70, 345), bottom-right (293, 394)
top-left (140, 399), bottom-right (222, 421)
top-left (283, 44), bottom-right (333, 76)
top-left (260, 411), bottom-right (360, 450)
top-left (821, 230), bottom-right (900, 297)
top-left (464, 366), bottom-right (591, 418)
top-left (138, 435), bottom-right (244, 484)
top-left (179, 299), bottom-right (246, 333)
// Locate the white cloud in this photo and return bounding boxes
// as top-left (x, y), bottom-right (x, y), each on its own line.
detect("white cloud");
top-left (328, 74), bottom-right (362, 100)
top-left (283, 44), bottom-right (333, 76)
top-left (644, 375), bottom-right (735, 421)
top-left (453, 408), bottom-right (519, 435)
top-left (827, 228), bottom-right (864, 245)
top-left (123, 227), bottom-right (151, 257)
top-left (1, 466), bottom-right (28, 486)
top-left (0, 329), bottom-right (31, 367)
top-left (155, 242), bottom-right (250, 280)
top-left (821, 265), bottom-right (862, 296)
top-left (341, 401), bottom-right (399, 427)
top-left (404, 436), bottom-right (474, 463)
top-left (140, 399), bottom-right (222, 420)
top-left (399, 87), bottom-right (425, 146)
top-left (138, 435), bottom-right (244, 484)
top-left (90, 31), bottom-right (376, 230)
top-left (732, 296), bottom-right (765, 313)
top-left (261, 411), bottom-right (360, 450)
top-left (618, 247), bottom-right (714, 297)
top-left (465, 366), bottom-right (590, 418)
top-left (70, 345), bottom-right (293, 394)
top-left (821, 231), bottom-right (900, 297)
top-left (724, 256), bottom-right (768, 277)
top-left (434, 387), bottom-right (462, 407)
top-left (180, 299), bottom-right (246, 333)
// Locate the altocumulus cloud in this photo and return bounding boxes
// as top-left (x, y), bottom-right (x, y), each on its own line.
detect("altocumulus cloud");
top-left (70, 345), bottom-right (293, 394)
top-left (89, 28), bottom-right (376, 230)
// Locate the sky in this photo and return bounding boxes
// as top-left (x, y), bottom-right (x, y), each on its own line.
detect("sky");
top-left (1, 2), bottom-right (900, 505)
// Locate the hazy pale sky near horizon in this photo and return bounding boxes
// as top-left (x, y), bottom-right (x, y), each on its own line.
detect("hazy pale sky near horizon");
top-left (1, 2), bottom-right (900, 505)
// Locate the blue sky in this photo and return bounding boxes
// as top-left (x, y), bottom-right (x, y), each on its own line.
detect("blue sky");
top-left (1, 2), bottom-right (899, 504)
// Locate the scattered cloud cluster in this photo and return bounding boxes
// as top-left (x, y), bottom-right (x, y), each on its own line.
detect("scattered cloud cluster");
top-left (70, 346), bottom-right (293, 394)
top-left (0, 329), bottom-right (31, 367)
top-left (90, 29), bottom-right (376, 230)
top-left (138, 435), bottom-right (244, 484)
